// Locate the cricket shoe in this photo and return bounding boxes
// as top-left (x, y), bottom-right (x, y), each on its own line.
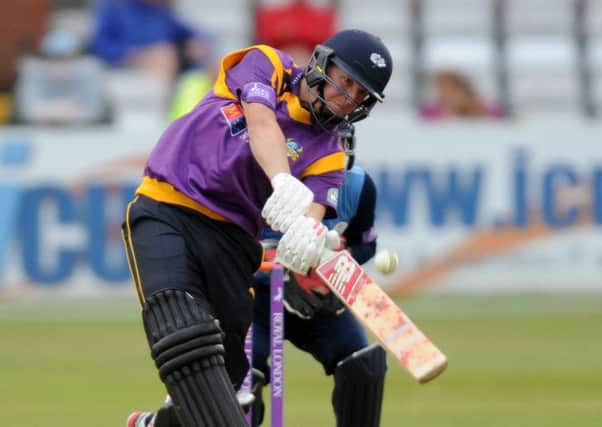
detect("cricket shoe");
top-left (126, 411), bottom-right (155, 427)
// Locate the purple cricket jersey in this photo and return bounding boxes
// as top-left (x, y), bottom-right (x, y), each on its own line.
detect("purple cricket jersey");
top-left (137, 45), bottom-right (345, 238)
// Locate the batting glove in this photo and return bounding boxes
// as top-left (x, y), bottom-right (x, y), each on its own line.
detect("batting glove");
top-left (261, 173), bottom-right (313, 233)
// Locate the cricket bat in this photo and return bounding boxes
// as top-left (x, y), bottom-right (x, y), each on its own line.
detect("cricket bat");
top-left (314, 249), bottom-right (448, 383)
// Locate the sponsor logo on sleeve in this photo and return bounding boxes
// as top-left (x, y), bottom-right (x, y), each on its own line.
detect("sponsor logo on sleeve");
top-left (220, 103), bottom-right (247, 136)
top-left (247, 82), bottom-right (272, 101)
top-left (327, 187), bottom-right (339, 205)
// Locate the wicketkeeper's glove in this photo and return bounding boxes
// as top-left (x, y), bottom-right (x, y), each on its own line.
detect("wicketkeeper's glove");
top-left (283, 270), bottom-right (345, 320)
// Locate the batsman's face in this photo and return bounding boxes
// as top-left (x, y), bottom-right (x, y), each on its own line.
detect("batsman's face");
top-left (322, 66), bottom-right (369, 118)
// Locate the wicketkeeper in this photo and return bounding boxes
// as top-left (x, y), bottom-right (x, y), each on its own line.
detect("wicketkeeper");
top-left (251, 165), bottom-right (387, 427)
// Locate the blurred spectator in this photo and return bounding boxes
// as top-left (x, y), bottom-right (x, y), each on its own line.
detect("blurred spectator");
top-left (168, 68), bottom-right (214, 121)
top-left (88, 0), bottom-right (212, 81)
top-left (255, 0), bottom-right (337, 66)
top-left (420, 71), bottom-right (505, 120)
top-left (13, 29), bottom-right (109, 125)
top-left (0, 0), bottom-right (52, 124)
top-left (167, 29), bottom-right (218, 121)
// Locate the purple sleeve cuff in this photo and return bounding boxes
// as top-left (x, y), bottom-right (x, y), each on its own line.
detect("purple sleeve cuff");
top-left (303, 171), bottom-right (345, 217)
top-left (362, 227), bottom-right (377, 243)
top-left (241, 82), bottom-right (277, 110)
top-left (225, 49), bottom-right (280, 109)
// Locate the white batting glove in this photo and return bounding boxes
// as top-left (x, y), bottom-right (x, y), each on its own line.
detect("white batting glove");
top-left (261, 173), bottom-right (313, 233)
top-left (275, 216), bottom-right (327, 275)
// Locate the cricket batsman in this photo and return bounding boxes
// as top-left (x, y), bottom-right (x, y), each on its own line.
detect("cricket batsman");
top-left (123, 29), bottom-right (392, 427)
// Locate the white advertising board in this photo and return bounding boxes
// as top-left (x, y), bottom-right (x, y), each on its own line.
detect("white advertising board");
top-left (0, 115), bottom-right (600, 297)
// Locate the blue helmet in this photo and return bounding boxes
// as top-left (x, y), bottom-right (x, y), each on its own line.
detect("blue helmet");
top-left (305, 29), bottom-right (393, 126)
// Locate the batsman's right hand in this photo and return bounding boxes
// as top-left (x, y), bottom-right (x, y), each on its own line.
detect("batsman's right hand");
top-left (261, 173), bottom-right (313, 233)
top-left (276, 216), bottom-right (327, 275)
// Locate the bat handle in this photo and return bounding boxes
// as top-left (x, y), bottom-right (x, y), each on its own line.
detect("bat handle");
top-left (325, 230), bottom-right (341, 250)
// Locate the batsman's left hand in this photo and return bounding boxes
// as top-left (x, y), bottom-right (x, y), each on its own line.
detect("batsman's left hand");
top-left (262, 173), bottom-right (313, 233)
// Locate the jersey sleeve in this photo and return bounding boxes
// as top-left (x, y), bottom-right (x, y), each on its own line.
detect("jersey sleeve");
top-left (303, 170), bottom-right (345, 219)
top-left (223, 48), bottom-right (282, 110)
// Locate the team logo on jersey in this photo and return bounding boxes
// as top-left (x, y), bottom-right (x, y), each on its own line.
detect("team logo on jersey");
top-left (370, 53), bottom-right (387, 68)
top-left (327, 187), bottom-right (339, 205)
top-left (221, 103), bottom-right (247, 136)
top-left (285, 138), bottom-right (303, 160)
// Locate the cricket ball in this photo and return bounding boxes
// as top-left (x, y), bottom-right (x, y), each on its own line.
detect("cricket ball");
top-left (374, 250), bottom-right (399, 275)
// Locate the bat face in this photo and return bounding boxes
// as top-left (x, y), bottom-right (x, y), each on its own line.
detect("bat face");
top-left (314, 249), bottom-right (368, 304)
top-left (315, 250), bottom-right (448, 383)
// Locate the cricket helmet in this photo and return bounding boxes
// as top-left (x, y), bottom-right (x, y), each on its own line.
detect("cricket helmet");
top-left (305, 29), bottom-right (393, 126)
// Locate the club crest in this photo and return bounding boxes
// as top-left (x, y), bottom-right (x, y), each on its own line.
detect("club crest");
top-left (285, 138), bottom-right (303, 160)
top-left (370, 53), bottom-right (387, 68)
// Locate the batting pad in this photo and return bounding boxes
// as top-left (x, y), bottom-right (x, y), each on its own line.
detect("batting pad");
top-left (333, 343), bottom-right (387, 427)
top-left (143, 289), bottom-right (248, 427)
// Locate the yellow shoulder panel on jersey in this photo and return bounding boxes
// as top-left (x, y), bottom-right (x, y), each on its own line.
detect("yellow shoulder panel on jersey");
top-left (213, 45), bottom-right (286, 100)
top-left (282, 91), bottom-right (312, 124)
top-left (301, 152), bottom-right (346, 178)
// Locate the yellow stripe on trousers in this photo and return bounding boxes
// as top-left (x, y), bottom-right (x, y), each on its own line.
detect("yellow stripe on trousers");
top-left (121, 196), bottom-right (145, 307)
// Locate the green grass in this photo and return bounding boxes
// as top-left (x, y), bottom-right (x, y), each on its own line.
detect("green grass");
top-left (1, 293), bottom-right (601, 427)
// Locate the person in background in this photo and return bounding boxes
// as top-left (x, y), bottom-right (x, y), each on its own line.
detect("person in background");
top-left (420, 71), bottom-right (505, 120)
top-left (13, 29), bottom-right (108, 125)
top-left (167, 67), bottom-right (214, 121)
top-left (0, 0), bottom-right (52, 123)
top-left (254, 0), bottom-right (337, 66)
top-left (250, 163), bottom-right (386, 427)
top-left (88, 0), bottom-right (212, 81)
